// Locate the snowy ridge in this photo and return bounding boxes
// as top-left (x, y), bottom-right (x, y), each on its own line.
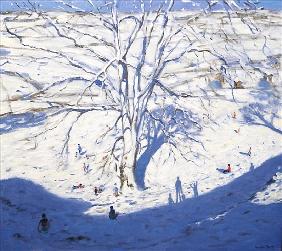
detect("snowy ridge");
top-left (1, 154), bottom-right (281, 250)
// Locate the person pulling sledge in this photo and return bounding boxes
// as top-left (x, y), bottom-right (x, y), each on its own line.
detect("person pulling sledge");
top-left (109, 206), bottom-right (118, 220)
top-left (38, 213), bottom-right (49, 233)
top-left (72, 183), bottom-right (85, 191)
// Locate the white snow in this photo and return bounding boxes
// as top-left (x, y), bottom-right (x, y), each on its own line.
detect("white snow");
top-left (0, 9), bottom-right (282, 251)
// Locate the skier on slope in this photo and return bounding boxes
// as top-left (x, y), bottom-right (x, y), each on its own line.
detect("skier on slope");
top-left (38, 213), bottom-right (49, 233)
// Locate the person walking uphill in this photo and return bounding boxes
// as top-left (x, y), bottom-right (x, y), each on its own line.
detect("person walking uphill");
top-left (38, 213), bottom-right (49, 233)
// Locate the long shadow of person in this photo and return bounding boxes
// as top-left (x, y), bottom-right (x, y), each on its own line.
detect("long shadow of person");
top-left (249, 162), bottom-right (255, 172)
top-left (190, 181), bottom-right (199, 198)
top-left (168, 193), bottom-right (174, 205)
top-left (175, 177), bottom-right (184, 203)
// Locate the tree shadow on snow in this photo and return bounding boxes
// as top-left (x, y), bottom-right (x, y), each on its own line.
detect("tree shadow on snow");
top-left (239, 79), bottom-right (282, 135)
top-left (240, 103), bottom-right (282, 135)
top-left (0, 112), bottom-right (47, 135)
top-left (135, 104), bottom-right (202, 189)
top-left (1, 154), bottom-right (281, 250)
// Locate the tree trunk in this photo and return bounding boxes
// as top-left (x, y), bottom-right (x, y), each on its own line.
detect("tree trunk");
top-left (119, 126), bottom-right (139, 191)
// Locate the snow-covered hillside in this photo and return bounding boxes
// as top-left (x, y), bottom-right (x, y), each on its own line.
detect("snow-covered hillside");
top-left (1, 8), bottom-right (282, 251)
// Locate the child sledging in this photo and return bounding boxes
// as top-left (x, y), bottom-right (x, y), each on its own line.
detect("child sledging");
top-left (38, 213), bottom-right (49, 233)
top-left (109, 206), bottom-right (118, 220)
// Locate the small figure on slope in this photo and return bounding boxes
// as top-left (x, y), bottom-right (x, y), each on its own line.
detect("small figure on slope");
top-left (78, 144), bottom-right (82, 154)
top-left (93, 185), bottom-right (104, 195)
top-left (94, 186), bottom-right (98, 196)
top-left (98, 185), bottom-right (104, 193)
top-left (109, 206), bottom-right (118, 220)
top-left (76, 144), bottom-right (86, 157)
top-left (232, 112), bottom-right (237, 119)
top-left (113, 184), bottom-right (119, 197)
top-left (72, 183), bottom-right (85, 191)
top-left (247, 147), bottom-right (252, 156)
top-left (83, 163), bottom-right (90, 174)
top-left (223, 164), bottom-right (231, 174)
top-left (38, 213), bottom-right (49, 233)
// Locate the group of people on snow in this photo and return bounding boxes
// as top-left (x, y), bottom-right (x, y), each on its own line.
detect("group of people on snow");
top-left (94, 185), bottom-right (105, 196)
top-left (75, 144), bottom-right (92, 174)
top-left (172, 177), bottom-right (198, 204)
top-left (72, 183), bottom-right (119, 198)
top-left (38, 205), bottom-right (119, 233)
top-left (73, 143), bottom-right (120, 197)
top-left (171, 111), bottom-right (254, 204)
top-left (220, 111), bottom-right (253, 174)
top-left (68, 111), bottom-right (254, 228)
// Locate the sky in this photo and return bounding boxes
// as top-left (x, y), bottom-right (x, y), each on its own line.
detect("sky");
top-left (0, 0), bottom-right (282, 12)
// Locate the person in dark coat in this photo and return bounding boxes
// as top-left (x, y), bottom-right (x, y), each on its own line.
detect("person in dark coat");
top-left (109, 206), bottom-right (118, 220)
top-left (72, 184), bottom-right (85, 191)
top-left (247, 147), bottom-right (252, 156)
top-left (38, 213), bottom-right (49, 233)
top-left (94, 186), bottom-right (98, 196)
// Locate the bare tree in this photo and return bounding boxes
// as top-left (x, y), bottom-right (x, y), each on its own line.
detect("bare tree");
top-left (2, 0), bottom-right (272, 190)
